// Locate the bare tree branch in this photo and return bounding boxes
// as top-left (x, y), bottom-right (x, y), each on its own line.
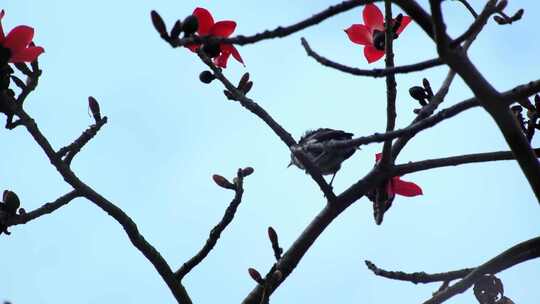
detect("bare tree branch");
top-left (393, 148), bottom-right (540, 176)
top-left (301, 37), bottom-right (443, 77)
top-left (176, 169), bottom-right (249, 280)
top-left (170, 0), bottom-right (373, 47)
top-left (4, 190), bottom-right (81, 227)
top-left (57, 117), bottom-right (108, 165)
top-left (365, 260), bottom-right (474, 284)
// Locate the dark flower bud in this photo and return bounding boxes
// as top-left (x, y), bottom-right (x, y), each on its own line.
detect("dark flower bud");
top-left (212, 174), bottom-right (236, 190)
top-left (241, 167), bottom-right (254, 177)
top-left (493, 15), bottom-right (506, 24)
top-left (170, 20), bottom-right (183, 40)
top-left (242, 81), bottom-right (253, 94)
top-left (182, 15), bottom-right (199, 36)
top-left (223, 90), bottom-right (236, 101)
top-left (267, 226), bottom-right (278, 244)
top-left (238, 72), bottom-right (250, 90)
top-left (409, 86), bottom-right (427, 101)
top-left (202, 42), bottom-right (221, 58)
top-left (248, 268), bottom-right (264, 284)
top-left (496, 0), bottom-right (508, 11)
top-left (150, 11), bottom-right (167, 36)
top-left (513, 9), bottom-right (524, 22)
top-left (88, 96), bottom-right (101, 121)
top-left (18, 207), bottom-right (26, 215)
top-left (3, 190), bottom-right (20, 215)
top-left (392, 14), bottom-right (403, 35)
top-left (199, 71), bottom-right (215, 84)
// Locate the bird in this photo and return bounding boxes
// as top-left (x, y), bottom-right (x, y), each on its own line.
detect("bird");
top-left (288, 128), bottom-right (357, 185)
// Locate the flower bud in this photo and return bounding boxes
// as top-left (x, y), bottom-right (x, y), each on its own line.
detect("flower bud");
top-left (88, 96), bottom-right (101, 121)
top-left (199, 71), bottom-right (215, 84)
top-left (267, 226), bottom-right (278, 244)
top-left (409, 86), bottom-right (427, 101)
top-left (170, 20), bottom-right (183, 40)
top-left (182, 15), bottom-right (199, 36)
top-left (248, 268), bottom-right (263, 284)
top-left (241, 167), bottom-right (254, 177)
top-left (238, 73), bottom-right (250, 90)
top-left (3, 190), bottom-right (20, 215)
top-left (212, 174), bottom-right (236, 190)
top-left (151, 11), bottom-right (167, 36)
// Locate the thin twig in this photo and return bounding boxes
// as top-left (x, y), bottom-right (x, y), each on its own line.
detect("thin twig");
top-left (171, 0), bottom-right (373, 47)
top-left (365, 260), bottom-right (473, 284)
top-left (197, 51), bottom-right (337, 202)
top-left (393, 148), bottom-right (540, 176)
top-left (451, 0), bottom-right (498, 47)
top-left (176, 169), bottom-right (248, 280)
top-left (301, 38), bottom-right (443, 77)
top-left (424, 236), bottom-right (540, 304)
top-left (379, 0), bottom-right (397, 167)
top-left (451, 0), bottom-right (478, 18)
top-left (4, 190), bottom-right (80, 227)
top-left (57, 117), bottom-right (108, 164)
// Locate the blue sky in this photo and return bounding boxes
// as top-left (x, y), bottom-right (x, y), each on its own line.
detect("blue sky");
top-left (1, 1), bottom-right (539, 303)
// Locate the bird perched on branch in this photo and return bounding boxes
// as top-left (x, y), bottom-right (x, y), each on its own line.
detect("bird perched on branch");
top-left (288, 128), bottom-right (357, 185)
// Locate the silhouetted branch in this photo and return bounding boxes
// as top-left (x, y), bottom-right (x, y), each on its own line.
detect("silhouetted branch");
top-left (424, 236), bottom-right (540, 304)
top-left (452, 1), bottom-right (498, 47)
top-left (301, 37), bottom-right (443, 77)
top-left (57, 117), bottom-right (108, 165)
top-left (393, 148), bottom-right (540, 176)
top-left (171, 0), bottom-right (373, 47)
top-left (365, 260), bottom-right (473, 284)
top-left (451, 0), bottom-right (478, 18)
top-left (176, 168), bottom-right (249, 280)
top-left (197, 51), bottom-right (337, 202)
top-left (4, 190), bottom-right (81, 227)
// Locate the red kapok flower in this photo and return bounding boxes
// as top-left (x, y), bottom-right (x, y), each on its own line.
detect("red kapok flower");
top-left (0, 10), bottom-right (44, 64)
top-left (187, 7), bottom-right (243, 68)
top-left (375, 153), bottom-right (422, 198)
top-left (345, 4), bottom-right (411, 63)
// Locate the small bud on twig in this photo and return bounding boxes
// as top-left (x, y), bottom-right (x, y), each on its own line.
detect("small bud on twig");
top-left (170, 20), bottom-right (183, 40)
top-left (272, 270), bottom-right (283, 282)
top-left (151, 11), bottom-right (168, 37)
top-left (199, 71), bottom-right (215, 84)
top-left (248, 268), bottom-right (264, 284)
top-left (182, 15), bottom-right (199, 36)
top-left (240, 167), bottom-right (254, 177)
top-left (88, 96), bottom-right (101, 121)
top-left (3, 190), bottom-right (20, 215)
top-left (212, 174), bottom-right (236, 190)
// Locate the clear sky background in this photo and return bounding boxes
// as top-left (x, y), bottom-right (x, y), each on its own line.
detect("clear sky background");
top-left (1, 1), bottom-right (539, 303)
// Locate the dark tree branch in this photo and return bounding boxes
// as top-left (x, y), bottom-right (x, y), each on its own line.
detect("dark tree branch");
top-left (304, 79), bottom-right (540, 151)
top-left (12, 106), bottom-right (192, 303)
top-left (450, 0), bottom-right (478, 18)
top-left (176, 169), bottom-right (248, 280)
top-left (4, 190), bottom-right (80, 227)
top-left (429, 0), bottom-right (450, 54)
top-left (393, 148), bottom-right (540, 176)
top-left (365, 260), bottom-right (474, 284)
top-left (379, 0), bottom-right (398, 167)
top-left (451, 0), bottom-right (498, 47)
top-left (301, 37), bottom-right (443, 77)
top-left (424, 236), bottom-right (540, 304)
top-left (171, 0), bottom-right (374, 47)
top-left (57, 117), bottom-right (108, 165)
top-left (197, 51), bottom-right (337, 202)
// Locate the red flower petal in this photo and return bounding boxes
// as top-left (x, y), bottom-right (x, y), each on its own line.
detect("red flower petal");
top-left (9, 46), bottom-right (44, 63)
top-left (363, 4), bottom-right (384, 32)
top-left (214, 50), bottom-right (231, 68)
top-left (392, 177), bottom-right (423, 197)
top-left (221, 44), bottom-right (244, 65)
top-left (4, 25), bottom-right (34, 52)
top-left (210, 20), bottom-right (236, 37)
top-left (193, 7), bottom-right (214, 35)
top-left (375, 153), bottom-right (382, 162)
top-left (345, 24), bottom-right (372, 45)
top-left (396, 16), bottom-right (412, 35)
top-left (0, 10), bottom-right (5, 41)
top-left (364, 45), bottom-right (384, 63)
